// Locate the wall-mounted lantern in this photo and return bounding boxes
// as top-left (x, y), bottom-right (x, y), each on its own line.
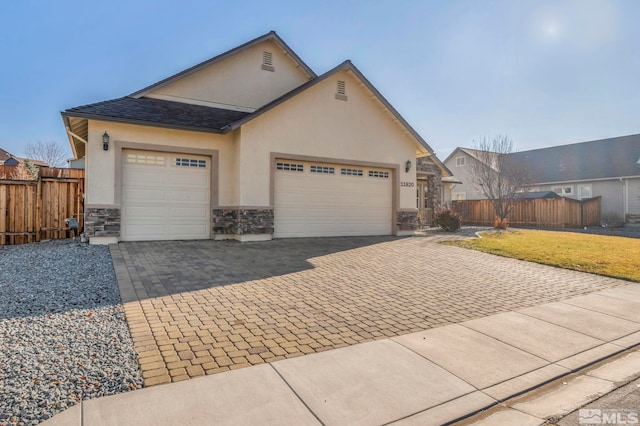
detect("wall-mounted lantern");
top-left (405, 159), bottom-right (412, 173)
top-left (102, 132), bottom-right (110, 151)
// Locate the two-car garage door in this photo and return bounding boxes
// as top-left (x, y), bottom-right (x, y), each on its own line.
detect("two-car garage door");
top-left (121, 152), bottom-right (392, 241)
top-left (274, 160), bottom-right (392, 238)
top-left (121, 150), bottom-right (210, 241)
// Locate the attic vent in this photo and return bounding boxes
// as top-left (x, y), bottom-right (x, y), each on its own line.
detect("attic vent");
top-left (335, 80), bottom-right (347, 101)
top-left (261, 51), bottom-right (274, 72)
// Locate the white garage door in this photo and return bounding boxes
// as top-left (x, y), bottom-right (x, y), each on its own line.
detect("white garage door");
top-left (121, 150), bottom-right (210, 241)
top-left (274, 160), bottom-right (392, 238)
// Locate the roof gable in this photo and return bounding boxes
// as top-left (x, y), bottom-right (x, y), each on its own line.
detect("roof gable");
top-left (224, 60), bottom-right (437, 156)
top-left (131, 32), bottom-right (316, 111)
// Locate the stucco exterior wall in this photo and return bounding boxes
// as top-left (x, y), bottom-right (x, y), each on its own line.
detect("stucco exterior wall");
top-left (85, 120), bottom-right (235, 206)
top-left (146, 40), bottom-right (311, 111)
top-left (237, 70), bottom-right (419, 209)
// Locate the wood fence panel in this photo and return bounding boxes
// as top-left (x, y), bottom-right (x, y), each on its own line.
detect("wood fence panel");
top-left (0, 165), bottom-right (18, 179)
top-left (453, 196), bottom-right (602, 229)
top-left (582, 197), bottom-right (601, 227)
top-left (0, 168), bottom-right (84, 245)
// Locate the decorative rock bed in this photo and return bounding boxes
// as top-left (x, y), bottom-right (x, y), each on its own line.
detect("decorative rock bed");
top-left (0, 240), bottom-right (142, 425)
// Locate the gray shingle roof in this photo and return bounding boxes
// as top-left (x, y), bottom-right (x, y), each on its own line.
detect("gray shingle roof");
top-left (62, 97), bottom-right (250, 133)
top-left (508, 134), bottom-right (640, 183)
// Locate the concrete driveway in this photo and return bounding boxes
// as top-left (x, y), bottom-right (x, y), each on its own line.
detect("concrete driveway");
top-left (110, 235), bottom-right (626, 387)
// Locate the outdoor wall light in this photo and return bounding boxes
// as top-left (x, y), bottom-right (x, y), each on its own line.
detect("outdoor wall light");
top-left (405, 159), bottom-right (412, 173)
top-left (102, 132), bottom-right (110, 151)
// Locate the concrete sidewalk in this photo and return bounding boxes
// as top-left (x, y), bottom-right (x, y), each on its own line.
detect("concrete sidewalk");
top-left (43, 284), bottom-right (640, 426)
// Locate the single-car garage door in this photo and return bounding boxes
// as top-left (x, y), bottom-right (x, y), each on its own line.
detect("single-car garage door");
top-left (122, 150), bottom-right (211, 241)
top-left (274, 160), bottom-right (392, 238)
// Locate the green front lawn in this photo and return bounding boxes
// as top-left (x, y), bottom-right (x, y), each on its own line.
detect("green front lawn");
top-left (445, 230), bottom-right (640, 282)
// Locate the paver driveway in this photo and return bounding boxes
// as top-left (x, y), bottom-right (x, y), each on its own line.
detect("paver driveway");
top-left (110, 235), bottom-right (626, 387)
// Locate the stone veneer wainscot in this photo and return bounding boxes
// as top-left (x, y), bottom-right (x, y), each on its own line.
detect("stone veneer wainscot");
top-left (84, 208), bottom-right (121, 237)
top-left (212, 208), bottom-right (274, 236)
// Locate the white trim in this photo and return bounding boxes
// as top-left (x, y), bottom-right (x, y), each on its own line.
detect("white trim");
top-left (577, 183), bottom-right (592, 200)
top-left (455, 156), bottom-right (465, 167)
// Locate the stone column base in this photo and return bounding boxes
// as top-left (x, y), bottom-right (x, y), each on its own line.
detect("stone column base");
top-left (396, 210), bottom-right (419, 232)
top-left (85, 207), bottom-right (121, 240)
top-left (212, 207), bottom-right (274, 239)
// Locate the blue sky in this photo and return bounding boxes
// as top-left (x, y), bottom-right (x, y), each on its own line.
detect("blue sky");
top-left (1, 0), bottom-right (639, 161)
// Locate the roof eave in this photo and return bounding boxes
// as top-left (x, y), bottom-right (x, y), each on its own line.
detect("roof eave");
top-left (60, 114), bottom-right (79, 159)
top-left (129, 31), bottom-right (316, 99)
top-left (61, 111), bottom-right (226, 135)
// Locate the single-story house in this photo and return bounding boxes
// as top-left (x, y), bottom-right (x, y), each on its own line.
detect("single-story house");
top-left (62, 31), bottom-right (451, 244)
top-left (444, 134), bottom-right (640, 223)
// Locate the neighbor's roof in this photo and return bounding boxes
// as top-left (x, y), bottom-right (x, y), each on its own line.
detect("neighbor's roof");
top-left (515, 191), bottom-right (561, 199)
top-left (0, 148), bottom-right (13, 163)
top-left (509, 134), bottom-right (640, 183)
top-left (62, 97), bottom-right (249, 133)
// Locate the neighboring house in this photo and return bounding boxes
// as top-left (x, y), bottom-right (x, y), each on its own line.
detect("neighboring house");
top-left (0, 148), bottom-right (48, 167)
top-left (0, 148), bottom-right (14, 165)
top-left (444, 134), bottom-right (640, 223)
top-left (66, 157), bottom-right (85, 169)
top-left (62, 31), bottom-right (451, 244)
top-left (442, 148), bottom-right (491, 201)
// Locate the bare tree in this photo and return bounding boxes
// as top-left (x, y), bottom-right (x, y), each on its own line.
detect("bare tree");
top-left (468, 135), bottom-right (531, 228)
top-left (24, 140), bottom-right (68, 168)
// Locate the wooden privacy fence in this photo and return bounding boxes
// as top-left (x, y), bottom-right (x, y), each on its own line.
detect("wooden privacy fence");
top-left (0, 168), bottom-right (84, 245)
top-left (452, 196), bottom-right (601, 229)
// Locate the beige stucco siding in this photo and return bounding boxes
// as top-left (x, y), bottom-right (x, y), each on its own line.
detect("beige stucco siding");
top-left (85, 120), bottom-right (234, 206)
top-left (238, 70), bottom-right (418, 208)
top-left (146, 40), bottom-right (311, 111)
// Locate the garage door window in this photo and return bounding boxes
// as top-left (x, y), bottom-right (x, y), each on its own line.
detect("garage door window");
top-left (369, 170), bottom-right (389, 178)
top-left (341, 168), bottom-right (363, 176)
top-left (310, 165), bottom-right (335, 174)
top-left (175, 158), bottom-right (207, 168)
top-left (276, 162), bottom-right (304, 172)
top-left (126, 153), bottom-right (165, 165)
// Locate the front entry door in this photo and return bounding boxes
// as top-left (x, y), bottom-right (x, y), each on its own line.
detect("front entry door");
top-left (416, 180), bottom-right (432, 227)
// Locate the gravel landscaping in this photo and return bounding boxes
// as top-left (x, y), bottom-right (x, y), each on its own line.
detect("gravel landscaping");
top-left (0, 240), bottom-right (143, 426)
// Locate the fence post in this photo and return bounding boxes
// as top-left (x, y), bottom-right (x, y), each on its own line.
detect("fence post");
top-left (35, 177), bottom-right (42, 242)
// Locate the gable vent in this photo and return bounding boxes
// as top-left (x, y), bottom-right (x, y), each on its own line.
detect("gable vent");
top-left (262, 51), bottom-right (274, 72)
top-left (335, 80), bottom-right (347, 101)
